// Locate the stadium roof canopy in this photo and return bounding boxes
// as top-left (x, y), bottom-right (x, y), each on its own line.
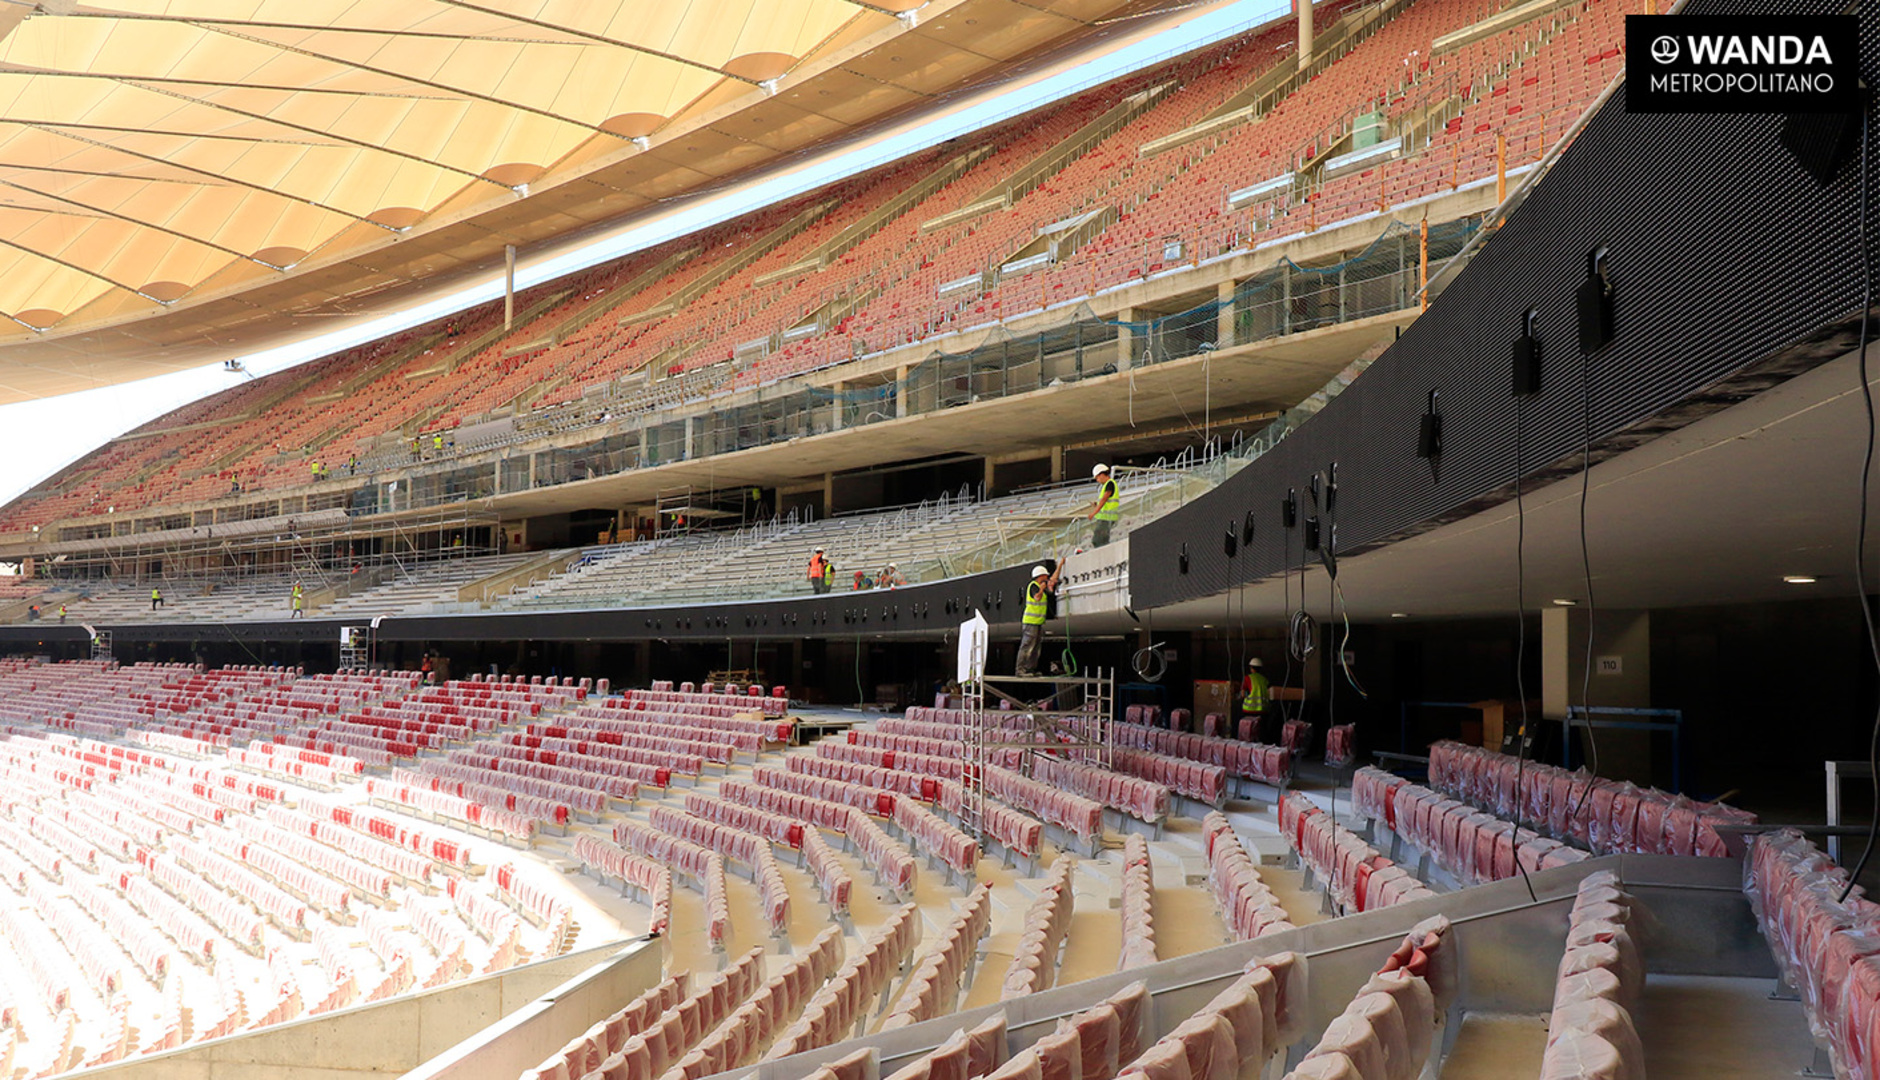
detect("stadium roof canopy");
top-left (0, 0), bottom-right (1205, 403)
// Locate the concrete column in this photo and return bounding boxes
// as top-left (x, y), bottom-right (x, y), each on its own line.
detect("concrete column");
top-left (830, 381), bottom-right (846, 431)
top-left (504, 244), bottom-right (516, 330)
top-left (1216, 281), bottom-right (1236, 348)
top-left (1050, 445), bottom-right (1065, 484)
top-left (1542, 607), bottom-right (1653, 782)
top-left (984, 458), bottom-right (996, 493)
top-left (822, 472), bottom-right (835, 517)
top-left (1297, 0), bottom-right (1314, 69)
top-left (1115, 308), bottom-right (1135, 372)
top-left (895, 367), bottom-right (910, 418)
top-left (682, 416), bottom-right (696, 460)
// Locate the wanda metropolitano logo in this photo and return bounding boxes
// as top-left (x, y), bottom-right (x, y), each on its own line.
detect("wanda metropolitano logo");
top-left (1626, 15), bottom-right (1860, 113)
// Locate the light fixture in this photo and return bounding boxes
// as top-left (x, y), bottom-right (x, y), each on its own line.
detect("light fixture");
top-left (1390, 612), bottom-right (1408, 618)
top-left (1784, 574), bottom-right (1819, 584)
top-left (1552, 598), bottom-right (1577, 606)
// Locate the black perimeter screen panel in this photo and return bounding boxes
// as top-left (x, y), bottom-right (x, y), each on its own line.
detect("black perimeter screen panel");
top-left (1128, 0), bottom-right (1879, 611)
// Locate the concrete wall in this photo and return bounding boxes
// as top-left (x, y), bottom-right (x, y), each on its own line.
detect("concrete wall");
top-left (403, 938), bottom-right (667, 1080)
top-left (63, 937), bottom-right (662, 1080)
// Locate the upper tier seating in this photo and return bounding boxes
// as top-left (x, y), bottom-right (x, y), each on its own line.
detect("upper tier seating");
top-left (0, 0), bottom-right (1627, 540)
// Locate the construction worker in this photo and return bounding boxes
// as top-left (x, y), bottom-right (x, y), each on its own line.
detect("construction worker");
top-left (1087, 464), bottom-right (1121, 547)
top-left (807, 547), bottom-right (829, 594)
top-left (433, 432), bottom-right (444, 454)
top-left (877, 563), bottom-right (905, 589)
top-left (291, 582), bottom-right (304, 619)
top-left (1240, 657), bottom-right (1270, 741)
top-left (57, 604), bottom-right (65, 624)
top-left (150, 586), bottom-right (162, 611)
top-left (1016, 561), bottom-right (1063, 677)
top-left (823, 553), bottom-right (838, 593)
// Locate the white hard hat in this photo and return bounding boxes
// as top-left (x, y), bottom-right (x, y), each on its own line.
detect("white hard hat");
top-left (1092, 463), bottom-right (1110, 477)
top-left (1249, 657), bottom-right (1264, 668)
top-left (1031, 565), bottom-right (1049, 577)
top-left (815, 546), bottom-right (824, 552)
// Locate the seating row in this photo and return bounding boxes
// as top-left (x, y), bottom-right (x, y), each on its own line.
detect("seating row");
top-left (767, 903), bottom-right (921, 1059)
top-left (1539, 871), bottom-right (1645, 1080)
top-left (528, 721), bottom-right (740, 764)
top-left (849, 729), bottom-right (1023, 769)
top-left (801, 830), bottom-right (854, 915)
top-left (894, 799), bottom-right (980, 876)
top-left (786, 755), bottom-right (960, 813)
top-left (531, 948), bottom-right (765, 1080)
top-left (649, 805), bottom-right (789, 935)
top-left (665, 927), bottom-right (848, 1080)
top-left (571, 834), bottom-right (673, 934)
top-left (1427, 740), bottom-right (1754, 857)
top-left (1279, 793), bottom-right (1434, 913)
top-left (513, 972), bottom-right (689, 1080)
top-left (1202, 813), bottom-right (1295, 941)
top-left (884, 883), bottom-right (994, 1028)
top-left (1115, 951), bottom-right (1309, 1080)
top-left (394, 765), bottom-right (573, 827)
top-left (1112, 726), bottom-right (1292, 787)
top-left (1031, 757), bottom-right (1170, 825)
top-left (1745, 829), bottom-right (1880, 1077)
top-left (263, 804), bottom-right (435, 883)
top-left (364, 778), bottom-right (538, 842)
top-left (1351, 767), bottom-right (1591, 887)
top-left (143, 852), bottom-right (266, 948)
top-left (625, 687), bottom-right (788, 720)
top-left (24, 872), bottom-right (126, 996)
top-left (493, 863), bottom-right (576, 942)
top-left (986, 766), bottom-right (1104, 843)
top-left (602, 696), bottom-right (792, 737)
top-left (685, 791), bottom-right (804, 848)
top-left (298, 795), bottom-right (472, 869)
top-left (754, 763), bottom-right (897, 817)
top-left (1002, 857), bottom-right (1078, 1000)
top-left (171, 837), bottom-right (307, 929)
top-left (506, 735), bottom-right (693, 783)
top-left (232, 816), bottom-right (393, 897)
top-left (447, 876), bottom-right (523, 946)
top-left (1118, 833), bottom-right (1156, 970)
top-left (410, 761), bottom-right (589, 820)
top-left (1111, 749), bottom-right (1225, 808)
top-left (716, 778), bottom-right (918, 894)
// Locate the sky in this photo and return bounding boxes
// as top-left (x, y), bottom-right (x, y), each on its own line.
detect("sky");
top-left (0, 0), bottom-right (1290, 510)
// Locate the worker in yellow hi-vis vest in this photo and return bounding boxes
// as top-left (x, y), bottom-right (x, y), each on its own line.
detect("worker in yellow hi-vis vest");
top-left (1240, 657), bottom-right (1270, 741)
top-left (1015, 561), bottom-right (1063, 677)
top-left (1087, 464), bottom-right (1121, 547)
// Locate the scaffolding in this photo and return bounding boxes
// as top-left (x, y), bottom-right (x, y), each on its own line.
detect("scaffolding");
top-left (89, 628), bottom-right (111, 661)
top-left (961, 669), bottom-right (1113, 856)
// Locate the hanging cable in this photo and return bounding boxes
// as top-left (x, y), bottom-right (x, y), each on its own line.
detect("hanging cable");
top-left (1510, 388), bottom-right (1539, 904)
top-left (1844, 110), bottom-right (1880, 901)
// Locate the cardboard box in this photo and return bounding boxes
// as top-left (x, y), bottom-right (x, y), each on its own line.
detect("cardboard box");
top-left (1194, 679), bottom-right (1233, 719)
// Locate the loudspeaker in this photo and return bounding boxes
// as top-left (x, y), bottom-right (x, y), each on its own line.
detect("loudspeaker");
top-left (1781, 105), bottom-right (1864, 186)
top-left (1241, 510), bottom-right (1256, 546)
top-left (1416, 412), bottom-right (1443, 458)
top-left (1223, 528), bottom-right (1237, 558)
top-left (1512, 309), bottom-right (1541, 395)
top-left (1576, 248), bottom-right (1613, 354)
top-left (1282, 490), bottom-right (1298, 528)
top-left (1304, 515), bottom-right (1321, 551)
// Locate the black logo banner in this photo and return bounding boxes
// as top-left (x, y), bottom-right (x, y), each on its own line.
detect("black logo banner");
top-left (1626, 14), bottom-right (1860, 113)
